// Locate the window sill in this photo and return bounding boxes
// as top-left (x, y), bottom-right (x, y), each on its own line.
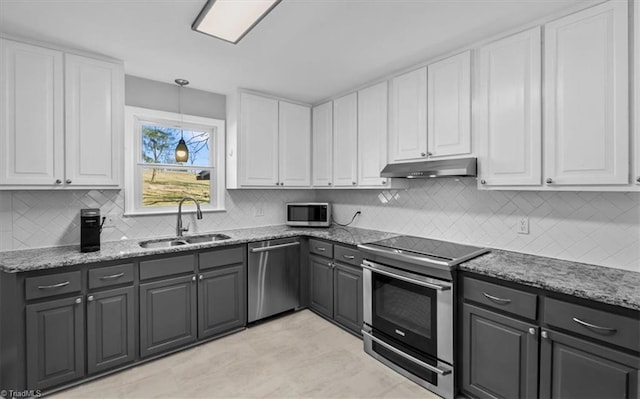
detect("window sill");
top-left (123, 207), bottom-right (226, 217)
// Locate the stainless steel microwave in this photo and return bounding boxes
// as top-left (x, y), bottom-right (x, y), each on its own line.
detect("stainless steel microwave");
top-left (286, 203), bottom-right (331, 227)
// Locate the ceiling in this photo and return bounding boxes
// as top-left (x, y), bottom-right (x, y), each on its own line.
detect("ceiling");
top-left (0, 0), bottom-right (596, 104)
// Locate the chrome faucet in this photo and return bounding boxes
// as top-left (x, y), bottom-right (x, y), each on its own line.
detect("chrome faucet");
top-left (176, 196), bottom-right (203, 237)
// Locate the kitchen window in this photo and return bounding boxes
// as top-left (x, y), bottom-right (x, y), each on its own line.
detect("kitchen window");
top-left (124, 106), bottom-right (225, 215)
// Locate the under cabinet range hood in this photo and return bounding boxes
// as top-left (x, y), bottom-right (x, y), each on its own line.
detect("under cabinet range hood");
top-left (380, 157), bottom-right (477, 179)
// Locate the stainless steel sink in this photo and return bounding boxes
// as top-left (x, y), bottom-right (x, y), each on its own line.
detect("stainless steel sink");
top-left (139, 233), bottom-right (231, 249)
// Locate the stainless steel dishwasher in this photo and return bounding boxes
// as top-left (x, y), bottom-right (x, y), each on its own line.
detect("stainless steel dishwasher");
top-left (248, 238), bottom-right (300, 322)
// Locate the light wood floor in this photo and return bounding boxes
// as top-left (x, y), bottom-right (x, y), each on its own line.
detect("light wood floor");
top-left (52, 310), bottom-right (438, 398)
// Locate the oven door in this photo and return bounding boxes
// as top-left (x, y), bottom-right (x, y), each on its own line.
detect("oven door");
top-left (362, 260), bottom-right (453, 364)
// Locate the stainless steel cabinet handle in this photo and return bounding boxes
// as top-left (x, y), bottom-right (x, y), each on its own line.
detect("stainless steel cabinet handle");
top-left (199, 275), bottom-right (203, 281)
top-left (382, 180), bottom-right (387, 185)
top-left (38, 281), bottom-right (70, 290)
top-left (328, 182), bottom-right (332, 186)
top-left (275, 182), bottom-right (279, 186)
top-left (420, 152), bottom-right (426, 157)
top-left (250, 241), bottom-right (300, 253)
top-left (88, 295), bottom-right (94, 302)
top-left (427, 152), bottom-right (433, 157)
top-left (65, 179), bottom-right (72, 184)
top-left (528, 327), bottom-right (536, 335)
top-left (75, 297), bottom-right (82, 304)
top-left (572, 317), bottom-right (617, 334)
top-left (480, 179), bottom-right (486, 185)
top-left (55, 179), bottom-right (62, 184)
top-left (546, 178), bottom-right (553, 184)
top-left (99, 272), bottom-right (125, 280)
top-left (352, 181), bottom-right (356, 185)
top-left (482, 292), bottom-right (512, 304)
top-left (316, 247), bottom-right (326, 252)
top-left (541, 331), bottom-right (549, 339)
top-left (636, 176), bottom-right (640, 183)
top-left (362, 330), bottom-right (452, 376)
top-left (342, 255), bottom-right (355, 260)
top-left (361, 264), bottom-right (451, 291)
top-left (192, 276), bottom-right (196, 282)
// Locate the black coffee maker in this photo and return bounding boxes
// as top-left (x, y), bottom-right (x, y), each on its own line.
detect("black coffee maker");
top-left (80, 209), bottom-right (104, 252)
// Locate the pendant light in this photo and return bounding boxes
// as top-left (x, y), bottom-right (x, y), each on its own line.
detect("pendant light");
top-left (175, 78), bottom-right (189, 163)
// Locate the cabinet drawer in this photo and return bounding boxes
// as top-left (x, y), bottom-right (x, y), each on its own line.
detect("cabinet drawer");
top-left (309, 239), bottom-right (333, 258)
top-left (25, 271), bottom-right (82, 300)
top-left (199, 246), bottom-right (244, 270)
top-left (88, 263), bottom-right (134, 289)
top-left (333, 245), bottom-right (362, 267)
top-left (544, 297), bottom-right (640, 352)
top-left (464, 277), bottom-right (537, 320)
top-left (139, 255), bottom-right (195, 280)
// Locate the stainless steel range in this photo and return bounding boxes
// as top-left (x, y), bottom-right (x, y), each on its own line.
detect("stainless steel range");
top-left (358, 236), bottom-right (488, 399)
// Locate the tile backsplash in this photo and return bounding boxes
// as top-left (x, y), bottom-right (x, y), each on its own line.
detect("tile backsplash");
top-left (316, 179), bottom-right (640, 272)
top-left (1, 180), bottom-right (638, 272)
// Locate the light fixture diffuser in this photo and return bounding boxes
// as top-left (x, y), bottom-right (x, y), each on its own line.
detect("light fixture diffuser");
top-left (192, 0), bottom-right (282, 44)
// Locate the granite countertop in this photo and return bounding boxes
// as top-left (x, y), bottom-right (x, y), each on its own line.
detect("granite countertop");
top-left (460, 250), bottom-right (640, 311)
top-left (0, 225), bottom-right (398, 274)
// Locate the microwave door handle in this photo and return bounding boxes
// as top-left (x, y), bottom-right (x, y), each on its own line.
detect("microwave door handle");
top-left (362, 330), bottom-right (452, 376)
top-left (250, 242), bottom-right (300, 253)
top-left (361, 264), bottom-right (451, 291)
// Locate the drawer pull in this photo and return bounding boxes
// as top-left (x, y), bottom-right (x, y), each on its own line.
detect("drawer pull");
top-left (482, 292), bottom-right (512, 304)
top-left (99, 272), bottom-right (125, 280)
top-left (342, 255), bottom-right (355, 260)
top-left (572, 317), bottom-right (617, 335)
top-left (37, 281), bottom-right (70, 290)
top-left (316, 247), bottom-right (326, 251)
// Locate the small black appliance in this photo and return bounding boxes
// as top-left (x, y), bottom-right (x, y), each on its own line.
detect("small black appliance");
top-left (80, 208), bottom-right (104, 252)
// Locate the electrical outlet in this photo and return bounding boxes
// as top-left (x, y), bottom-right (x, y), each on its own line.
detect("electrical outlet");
top-left (102, 213), bottom-right (117, 229)
top-left (255, 205), bottom-right (264, 217)
top-left (517, 217), bottom-right (529, 234)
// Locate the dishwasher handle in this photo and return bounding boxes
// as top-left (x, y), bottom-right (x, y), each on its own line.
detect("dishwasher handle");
top-left (250, 241), bottom-right (300, 253)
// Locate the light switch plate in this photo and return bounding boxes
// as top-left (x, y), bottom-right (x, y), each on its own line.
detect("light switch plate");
top-left (518, 217), bottom-right (529, 234)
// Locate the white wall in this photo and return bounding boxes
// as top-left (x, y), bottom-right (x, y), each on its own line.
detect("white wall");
top-left (316, 178), bottom-right (640, 272)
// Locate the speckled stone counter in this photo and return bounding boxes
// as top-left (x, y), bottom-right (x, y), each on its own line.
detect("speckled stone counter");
top-left (460, 250), bottom-right (640, 311)
top-left (0, 225), bottom-right (398, 273)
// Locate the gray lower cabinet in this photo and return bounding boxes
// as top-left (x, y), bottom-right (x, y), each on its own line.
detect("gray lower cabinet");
top-left (198, 265), bottom-right (246, 339)
top-left (309, 254), bottom-right (334, 318)
top-left (26, 295), bottom-right (85, 390)
top-left (333, 262), bottom-right (363, 334)
top-left (139, 275), bottom-right (197, 358)
top-left (540, 329), bottom-right (640, 399)
top-left (87, 286), bottom-right (135, 374)
top-left (461, 303), bottom-right (539, 399)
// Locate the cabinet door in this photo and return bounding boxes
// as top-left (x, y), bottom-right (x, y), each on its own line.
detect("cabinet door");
top-left (540, 329), bottom-right (639, 399)
top-left (462, 303), bottom-right (538, 399)
top-left (477, 27), bottom-right (542, 187)
top-left (332, 93), bottom-right (358, 187)
top-left (87, 286), bottom-right (135, 374)
top-left (0, 39), bottom-right (64, 186)
top-left (544, 1), bottom-right (628, 185)
top-left (312, 101), bottom-right (333, 187)
top-left (333, 262), bottom-right (363, 335)
top-left (389, 67), bottom-right (427, 162)
top-left (309, 255), bottom-right (334, 318)
top-left (65, 54), bottom-right (123, 187)
top-left (26, 296), bottom-right (84, 390)
top-left (239, 93), bottom-right (279, 186)
top-left (279, 101), bottom-right (311, 187)
top-left (358, 81), bottom-right (389, 187)
top-left (139, 275), bottom-right (197, 358)
top-left (427, 51), bottom-right (471, 158)
top-left (198, 264), bottom-right (246, 339)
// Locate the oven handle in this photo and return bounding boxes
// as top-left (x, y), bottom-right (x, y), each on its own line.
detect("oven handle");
top-left (362, 330), bottom-right (452, 376)
top-left (361, 264), bottom-right (451, 291)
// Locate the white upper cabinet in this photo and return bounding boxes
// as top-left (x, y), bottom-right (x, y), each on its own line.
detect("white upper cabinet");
top-left (358, 82), bottom-right (389, 187)
top-left (635, 0), bottom-right (640, 186)
top-left (477, 27), bottom-right (542, 187)
top-left (544, 1), bottom-right (629, 186)
top-left (279, 101), bottom-right (311, 186)
top-left (0, 38), bottom-right (123, 189)
top-left (0, 39), bottom-right (64, 186)
top-left (239, 92), bottom-right (311, 187)
top-left (65, 54), bottom-right (123, 187)
top-left (332, 92), bottom-right (358, 187)
top-left (312, 101), bottom-right (333, 187)
top-left (388, 67), bottom-right (427, 162)
top-left (239, 93), bottom-right (279, 186)
top-left (427, 51), bottom-right (471, 158)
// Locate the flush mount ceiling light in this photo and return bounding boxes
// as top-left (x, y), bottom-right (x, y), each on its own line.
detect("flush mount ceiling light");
top-left (192, 0), bottom-right (282, 44)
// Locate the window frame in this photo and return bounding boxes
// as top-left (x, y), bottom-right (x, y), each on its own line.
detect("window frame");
top-left (124, 106), bottom-right (226, 216)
